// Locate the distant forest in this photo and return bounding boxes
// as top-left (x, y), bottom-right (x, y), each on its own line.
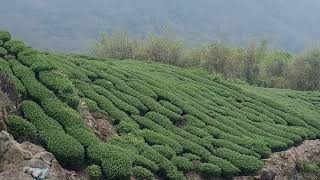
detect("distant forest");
top-left (90, 32), bottom-right (320, 91)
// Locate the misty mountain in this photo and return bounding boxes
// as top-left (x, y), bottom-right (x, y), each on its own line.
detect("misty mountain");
top-left (1, 0), bottom-right (320, 52)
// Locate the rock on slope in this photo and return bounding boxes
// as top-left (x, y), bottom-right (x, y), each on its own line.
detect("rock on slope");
top-left (235, 139), bottom-right (320, 180)
top-left (0, 130), bottom-right (85, 180)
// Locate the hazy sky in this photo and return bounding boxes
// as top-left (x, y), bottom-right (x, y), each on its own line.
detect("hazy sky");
top-left (1, 0), bottom-right (319, 52)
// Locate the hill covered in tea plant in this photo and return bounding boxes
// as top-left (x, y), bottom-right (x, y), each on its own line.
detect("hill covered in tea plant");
top-left (1, 30), bottom-right (320, 179)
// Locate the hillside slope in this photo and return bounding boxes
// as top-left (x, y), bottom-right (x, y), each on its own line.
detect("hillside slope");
top-left (1, 30), bottom-right (320, 179)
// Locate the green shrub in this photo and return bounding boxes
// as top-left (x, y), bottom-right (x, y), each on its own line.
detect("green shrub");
top-left (132, 166), bottom-right (154, 180)
top-left (133, 154), bottom-right (160, 172)
top-left (39, 70), bottom-right (75, 94)
top-left (198, 163), bottom-right (221, 177)
top-left (86, 165), bottom-right (102, 180)
top-left (0, 47), bottom-right (7, 57)
top-left (116, 119), bottom-right (140, 134)
top-left (0, 40), bottom-right (3, 46)
top-left (183, 125), bottom-right (211, 138)
top-left (4, 54), bottom-right (15, 61)
top-left (206, 155), bottom-right (240, 176)
top-left (209, 138), bottom-right (260, 158)
top-left (88, 143), bottom-right (133, 180)
top-left (136, 129), bottom-right (183, 153)
top-left (127, 80), bottom-right (157, 99)
top-left (159, 100), bottom-right (183, 115)
top-left (92, 84), bottom-right (140, 115)
top-left (0, 30), bottom-right (11, 42)
top-left (183, 115), bottom-right (206, 128)
top-left (152, 145), bottom-right (176, 159)
top-left (102, 152), bottom-right (132, 179)
top-left (44, 130), bottom-right (85, 168)
top-left (66, 127), bottom-right (100, 148)
top-left (4, 40), bottom-right (28, 55)
top-left (20, 100), bottom-right (64, 132)
top-left (41, 98), bottom-right (88, 129)
top-left (171, 156), bottom-right (193, 172)
top-left (6, 115), bottom-right (36, 141)
top-left (214, 148), bottom-right (263, 174)
top-left (182, 153), bottom-right (201, 161)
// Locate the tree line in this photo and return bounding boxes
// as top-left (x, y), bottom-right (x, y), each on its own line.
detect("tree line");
top-left (90, 32), bottom-right (320, 91)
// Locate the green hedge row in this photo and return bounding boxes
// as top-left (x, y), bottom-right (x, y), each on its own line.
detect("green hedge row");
top-left (86, 164), bottom-right (102, 180)
top-left (0, 30), bottom-right (11, 42)
top-left (0, 58), bottom-right (26, 94)
top-left (214, 148), bottom-right (263, 174)
top-left (197, 163), bottom-right (221, 177)
top-left (94, 79), bottom-right (148, 112)
top-left (41, 130), bottom-right (85, 168)
top-left (145, 112), bottom-right (215, 153)
top-left (10, 61), bottom-right (55, 101)
top-left (92, 84), bottom-right (140, 115)
top-left (136, 129), bottom-right (183, 153)
top-left (39, 70), bottom-right (75, 94)
top-left (75, 84), bottom-right (139, 133)
top-left (20, 101), bottom-right (85, 167)
top-left (3, 40), bottom-right (28, 55)
top-left (87, 143), bottom-right (134, 180)
top-left (6, 115), bottom-right (36, 141)
top-left (20, 100), bottom-right (63, 131)
top-left (127, 80), bottom-right (158, 99)
top-left (171, 156), bottom-right (193, 172)
top-left (0, 47), bottom-right (7, 57)
top-left (131, 115), bottom-right (211, 159)
top-left (159, 100), bottom-right (183, 115)
top-left (132, 166), bottom-right (154, 180)
top-left (152, 145), bottom-right (176, 159)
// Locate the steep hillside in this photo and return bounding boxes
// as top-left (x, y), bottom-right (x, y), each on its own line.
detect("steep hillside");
top-left (1, 30), bottom-right (320, 179)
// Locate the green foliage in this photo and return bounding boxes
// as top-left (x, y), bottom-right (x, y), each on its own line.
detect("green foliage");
top-left (133, 154), bottom-right (160, 172)
top-left (198, 163), bottom-right (221, 177)
top-left (6, 115), bottom-right (36, 141)
top-left (214, 148), bottom-right (263, 174)
top-left (20, 100), bottom-right (63, 132)
top-left (66, 127), bottom-right (100, 148)
top-left (132, 166), bottom-right (154, 180)
top-left (86, 165), bottom-right (102, 180)
top-left (39, 70), bottom-right (74, 93)
top-left (0, 30), bottom-right (11, 42)
top-left (88, 143), bottom-right (133, 180)
top-left (171, 156), bottom-right (193, 172)
top-left (182, 153), bottom-right (201, 161)
top-left (152, 145), bottom-right (176, 159)
top-left (44, 130), bottom-right (85, 168)
top-left (159, 100), bottom-right (183, 115)
top-left (137, 129), bottom-right (183, 153)
top-left (0, 47), bottom-right (7, 57)
top-left (4, 40), bottom-right (28, 55)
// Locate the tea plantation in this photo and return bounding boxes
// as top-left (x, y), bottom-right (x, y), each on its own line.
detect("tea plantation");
top-left (1, 30), bottom-right (320, 179)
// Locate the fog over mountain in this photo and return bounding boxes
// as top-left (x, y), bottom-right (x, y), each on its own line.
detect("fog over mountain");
top-left (1, 0), bottom-right (320, 52)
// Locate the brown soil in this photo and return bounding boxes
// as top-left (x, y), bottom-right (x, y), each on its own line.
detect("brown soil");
top-left (78, 100), bottom-right (118, 141)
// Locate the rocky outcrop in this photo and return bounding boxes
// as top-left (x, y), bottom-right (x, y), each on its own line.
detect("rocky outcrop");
top-left (0, 130), bottom-right (79, 180)
top-left (234, 139), bottom-right (320, 180)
